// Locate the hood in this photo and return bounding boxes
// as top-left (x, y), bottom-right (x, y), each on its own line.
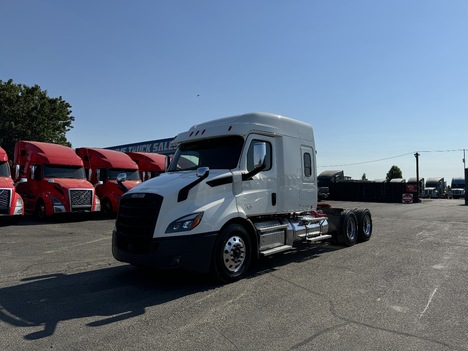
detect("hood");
top-left (0, 177), bottom-right (15, 188)
top-left (45, 178), bottom-right (94, 190)
top-left (127, 169), bottom-right (232, 198)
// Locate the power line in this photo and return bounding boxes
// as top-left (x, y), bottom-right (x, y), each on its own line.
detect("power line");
top-left (319, 152), bottom-right (414, 168)
top-left (319, 149), bottom-right (467, 168)
top-left (419, 149), bottom-right (467, 153)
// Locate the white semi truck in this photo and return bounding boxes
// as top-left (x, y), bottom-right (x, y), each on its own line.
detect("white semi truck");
top-left (112, 113), bottom-right (372, 282)
top-left (450, 177), bottom-right (465, 199)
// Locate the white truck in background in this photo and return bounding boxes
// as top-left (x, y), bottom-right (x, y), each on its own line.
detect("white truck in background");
top-left (451, 177), bottom-right (465, 199)
top-left (423, 177), bottom-right (446, 199)
top-left (112, 113), bottom-right (373, 282)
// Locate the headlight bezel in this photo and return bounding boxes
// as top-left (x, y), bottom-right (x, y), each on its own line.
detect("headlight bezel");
top-left (165, 212), bottom-right (204, 233)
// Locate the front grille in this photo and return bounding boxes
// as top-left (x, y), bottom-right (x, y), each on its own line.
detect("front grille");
top-left (0, 188), bottom-right (12, 215)
top-left (116, 193), bottom-right (163, 239)
top-left (69, 189), bottom-right (93, 210)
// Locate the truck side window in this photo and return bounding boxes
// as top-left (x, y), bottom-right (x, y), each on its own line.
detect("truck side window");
top-left (98, 169), bottom-right (107, 182)
top-left (304, 153), bottom-right (312, 177)
top-left (32, 165), bottom-right (42, 180)
top-left (247, 140), bottom-right (272, 172)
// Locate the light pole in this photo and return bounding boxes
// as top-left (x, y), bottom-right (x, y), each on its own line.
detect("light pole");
top-left (414, 152), bottom-right (420, 202)
top-left (464, 149), bottom-right (467, 205)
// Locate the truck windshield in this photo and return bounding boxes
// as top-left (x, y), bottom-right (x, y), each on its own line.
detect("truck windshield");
top-left (168, 136), bottom-right (244, 171)
top-left (107, 169), bottom-right (140, 181)
top-left (43, 165), bottom-right (86, 179)
top-left (0, 162), bottom-right (10, 177)
top-left (426, 182), bottom-right (438, 187)
top-left (452, 181), bottom-right (465, 188)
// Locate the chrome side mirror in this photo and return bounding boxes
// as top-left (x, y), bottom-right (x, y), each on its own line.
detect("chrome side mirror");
top-left (116, 173), bottom-right (127, 183)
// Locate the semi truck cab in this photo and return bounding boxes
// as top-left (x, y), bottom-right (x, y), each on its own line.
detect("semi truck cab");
top-left (0, 146), bottom-right (23, 221)
top-left (126, 151), bottom-right (166, 181)
top-left (13, 141), bottom-right (100, 219)
top-left (76, 148), bottom-right (141, 215)
top-left (451, 177), bottom-right (465, 199)
top-left (112, 113), bottom-right (372, 282)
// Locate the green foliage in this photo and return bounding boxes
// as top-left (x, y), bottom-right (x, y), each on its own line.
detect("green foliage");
top-left (0, 79), bottom-right (75, 161)
top-left (386, 165), bottom-right (403, 182)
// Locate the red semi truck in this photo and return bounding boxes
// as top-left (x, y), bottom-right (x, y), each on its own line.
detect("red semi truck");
top-left (126, 151), bottom-right (166, 181)
top-left (75, 148), bottom-right (141, 215)
top-left (13, 141), bottom-right (100, 219)
top-left (0, 146), bottom-right (24, 222)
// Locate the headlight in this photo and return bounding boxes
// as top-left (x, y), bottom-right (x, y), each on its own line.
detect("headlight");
top-left (15, 196), bottom-right (23, 207)
top-left (165, 212), bottom-right (203, 233)
top-left (50, 196), bottom-right (63, 205)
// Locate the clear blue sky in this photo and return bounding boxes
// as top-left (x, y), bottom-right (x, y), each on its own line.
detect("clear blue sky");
top-left (1, 0), bottom-right (467, 182)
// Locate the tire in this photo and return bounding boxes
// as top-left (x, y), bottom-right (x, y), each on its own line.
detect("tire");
top-left (101, 199), bottom-right (113, 217)
top-left (337, 210), bottom-right (357, 247)
top-left (356, 209), bottom-right (372, 242)
top-left (212, 224), bottom-right (252, 283)
top-left (35, 199), bottom-right (47, 221)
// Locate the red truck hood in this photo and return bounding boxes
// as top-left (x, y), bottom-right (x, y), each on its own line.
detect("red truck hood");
top-left (44, 178), bottom-right (94, 189)
top-left (0, 177), bottom-right (15, 188)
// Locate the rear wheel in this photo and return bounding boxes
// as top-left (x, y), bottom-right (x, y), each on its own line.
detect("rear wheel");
top-left (337, 210), bottom-right (357, 246)
top-left (212, 224), bottom-right (252, 283)
top-left (356, 209), bottom-right (372, 242)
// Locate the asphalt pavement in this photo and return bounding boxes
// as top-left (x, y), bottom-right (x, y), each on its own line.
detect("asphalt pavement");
top-left (0, 199), bottom-right (467, 351)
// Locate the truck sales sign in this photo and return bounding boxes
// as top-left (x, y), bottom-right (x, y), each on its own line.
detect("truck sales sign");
top-left (106, 138), bottom-right (177, 156)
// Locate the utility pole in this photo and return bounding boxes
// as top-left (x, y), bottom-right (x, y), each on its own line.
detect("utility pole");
top-left (464, 149), bottom-right (467, 205)
top-left (414, 152), bottom-right (420, 202)
top-left (463, 149), bottom-right (466, 170)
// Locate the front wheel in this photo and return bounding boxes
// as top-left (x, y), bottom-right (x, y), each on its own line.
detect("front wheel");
top-left (35, 199), bottom-right (47, 221)
top-left (212, 224), bottom-right (252, 283)
top-left (101, 199), bottom-right (114, 217)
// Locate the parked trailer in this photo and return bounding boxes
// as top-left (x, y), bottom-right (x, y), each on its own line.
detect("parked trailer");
top-left (13, 141), bottom-right (100, 219)
top-left (126, 152), bottom-right (166, 181)
top-left (76, 148), bottom-right (141, 215)
top-left (0, 146), bottom-right (23, 222)
top-left (112, 112), bottom-right (373, 283)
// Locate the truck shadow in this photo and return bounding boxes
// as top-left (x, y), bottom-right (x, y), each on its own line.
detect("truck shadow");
top-left (0, 265), bottom-right (215, 340)
top-left (0, 243), bottom-right (339, 341)
top-left (250, 242), bottom-right (340, 278)
top-left (11, 212), bottom-right (113, 226)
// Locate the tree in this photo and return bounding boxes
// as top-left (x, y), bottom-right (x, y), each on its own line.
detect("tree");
top-left (361, 173), bottom-right (367, 181)
top-left (386, 165), bottom-right (403, 182)
top-left (0, 79), bottom-right (75, 161)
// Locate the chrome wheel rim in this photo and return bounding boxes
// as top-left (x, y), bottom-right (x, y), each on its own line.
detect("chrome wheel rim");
top-left (347, 218), bottom-right (357, 241)
top-left (362, 215), bottom-right (371, 237)
top-left (222, 235), bottom-right (246, 273)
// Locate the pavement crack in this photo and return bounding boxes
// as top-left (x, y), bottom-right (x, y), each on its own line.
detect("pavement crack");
top-left (289, 321), bottom-right (349, 350)
top-left (272, 273), bottom-right (468, 351)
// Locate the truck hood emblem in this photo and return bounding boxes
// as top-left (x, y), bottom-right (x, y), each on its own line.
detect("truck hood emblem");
top-left (131, 193), bottom-right (146, 198)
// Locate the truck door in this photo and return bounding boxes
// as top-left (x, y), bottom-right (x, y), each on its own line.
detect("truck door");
top-left (15, 164), bottom-right (41, 211)
top-left (238, 135), bottom-right (277, 216)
